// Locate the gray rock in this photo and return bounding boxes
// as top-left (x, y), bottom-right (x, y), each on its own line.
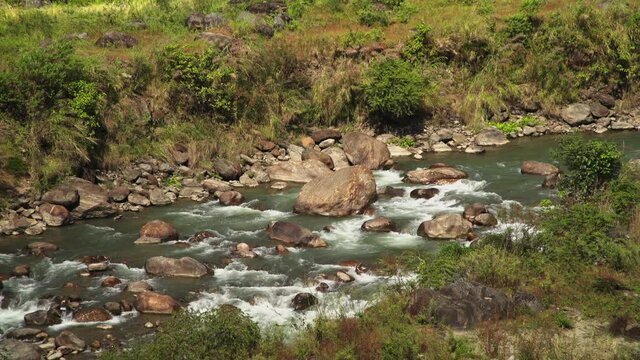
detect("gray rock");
top-left (95, 31), bottom-right (137, 48)
top-left (475, 128), bottom-right (509, 146)
top-left (611, 121), bottom-right (635, 130)
top-left (590, 101), bottom-right (610, 118)
top-left (127, 193), bottom-right (150, 207)
top-left (149, 188), bottom-right (172, 206)
top-left (0, 339), bottom-right (42, 360)
top-left (561, 103), bottom-right (593, 126)
top-left (55, 330), bottom-right (86, 352)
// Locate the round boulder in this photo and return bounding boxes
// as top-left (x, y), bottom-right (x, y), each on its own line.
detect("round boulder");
top-left (404, 167), bottom-right (468, 185)
top-left (418, 214), bottom-right (472, 239)
top-left (135, 220), bottom-right (179, 245)
top-left (134, 291), bottom-right (180, 314)
top-left (342, 132), bottom-right (392, 170)
top-left (213, 159), bottom-right (243, 181)
top-left (217, 190), bottom-right (245, 206)
top-left (293, 166), bottom-right (377, 216)
top-left (410, 188), bottom-right (440, 199)
top-left (38, 203), bottom-right (70, 227)
top-left (291, 293), bottom-right (317, 311)
top-left (144, 256), bottom-right (208, 278)
top-left (301, 149), bottom-right (334, 169)
top-left (55, 331), bottom-right (86, 352)
top-left (266, 221), bottom-right (322, 247)
top-left (361, 217), bottom-right (397, 233)
top-left (520, 161), bottom-right (559, 176)
top-left (73, 307), bottom-right (112, 322)
top-left (41, 186), bottom-right (79, 209)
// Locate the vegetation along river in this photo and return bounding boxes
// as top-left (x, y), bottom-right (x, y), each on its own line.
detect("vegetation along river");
top-left (2, 132), bottom-right (640, 349)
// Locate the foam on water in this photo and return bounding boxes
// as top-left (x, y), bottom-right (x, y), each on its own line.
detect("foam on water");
top-left (49, 311), bottom-right (139, 331)
top-left (321, 216), bottom-right (373, 250)
top-left (373, 169), bottom-right (404, 187)
top-left (213, 261), bottom-right (288, 287)
top-left (0, 297), bottom-right (50, 333)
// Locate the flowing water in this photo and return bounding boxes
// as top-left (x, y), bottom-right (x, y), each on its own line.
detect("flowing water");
top-left (1, 132), bottom-right (640, 348)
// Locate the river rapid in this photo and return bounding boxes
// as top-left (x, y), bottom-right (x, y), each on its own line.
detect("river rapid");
top-left (1, 132), bottom-right (640, 350)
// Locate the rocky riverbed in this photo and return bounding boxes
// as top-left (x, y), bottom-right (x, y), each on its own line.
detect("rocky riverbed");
top-left (1, 119), bottom-right (640, 359)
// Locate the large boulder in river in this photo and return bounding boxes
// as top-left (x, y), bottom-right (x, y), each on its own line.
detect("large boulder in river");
top-left (135, 220), bottom-right (179, 245)
top-left (417, 214), bottom-right (472, 239)
top-left (293, 166), bottom-right (377, 216)
top-left (266, 221), bottom-right (323, 247)
top-left (134, 291), bottom-right (180, 314)
top-left (404, 167), bottom-right (468, 185)
top-left (410, 188), bottom-right (440, 199)
top-left (561, 103), bottom-right (593, 126)
top-left (342, 132), bottom-right (392, 170)
top-left (144, 256), bottom-right (208, 278)
top-left (322, 147), bottom-right (350, 170)
top-left (267, 159), bottom-right (332, 183)
top-left (405, 281), bottom-right (513, 329)
top-left (73, 307), bottom-right (112, 322)
top-left (41, 186), bottom-right (79, 209)
top-left (64, 177), bottom-right (116, 219)
top-left (475, 128), bottom-right (509, 146)
top-left (0, 339), bottom-right (42, 360)
top-left (520, 161), bottom-right (559, 176)
top-left (213, 159), bottom-right (243, 180)
top-left (38, 203), bottom-right (70, 227)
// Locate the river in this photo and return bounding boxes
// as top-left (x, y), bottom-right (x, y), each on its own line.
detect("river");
top-left (1, 132), bottom-right (639, 350)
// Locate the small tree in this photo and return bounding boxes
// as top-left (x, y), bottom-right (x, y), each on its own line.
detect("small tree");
top-left (552, 136), bottom-right (623, 198)
top-left (363, 58), bottom-right (425, 121)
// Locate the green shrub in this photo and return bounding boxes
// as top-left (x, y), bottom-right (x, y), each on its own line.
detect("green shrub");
top-left (363, 58), bottom-right (424, 121)
top-left (605, 175), bottom-right (640, 219)
top-left (100, 307), bottom-right (260, 360)
top-left (130, 56), bottom-right (154, 95)
top-left (461, 245), bottom-right (523, 289)
top-left (552, 137), bottom-right (623, 198)
top-left (416, 242), bottom-right (467, 289)
top-left (402, 23), bottom-right (433, 62)
top-left (553, 312), bottom-right (574, 329)
top-left (357, 6), bottom-right (390, 27)
top-left (340, 29), bottom-right (384, 48)
top-left (159, 46), bottom-right (236, 119)
top-left (388, 136), bottom-right (416, 148)
top-left (487, 115), bottom-right (541, 134)
top-left (537, 203), bottom-right (637, 270)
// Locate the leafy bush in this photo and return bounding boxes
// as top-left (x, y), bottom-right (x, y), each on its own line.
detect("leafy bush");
top-left (552, 137), bottom-right (623, 198)
top-left (357, 6), bottom-right (390, 26)
top-left (388, 136), bottom-right (416, 148)
top-left (487, 115), bottom-right (541, 134)
top-left (159, 46), bottom-right (236, 119)
top-left (363, 58), bottom-right (425, 121)
top-left (537, 203), bottom-right (636, 270)
top-left (461, 245), bottom-right (523, 289)
top-left (604, 175), bottom-right (640, 219)
top-left (101, 307), bottom-right (260, 360)
top-left (340, 29), bottom-right (384, 48)
top-left (416, 242), bottom-right (467, 289)
top-left (402, 23), bottom-right (433, 62)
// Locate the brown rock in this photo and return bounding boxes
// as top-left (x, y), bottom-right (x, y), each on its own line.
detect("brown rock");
top-left (96, 31), bottom-right (138, 48)
top-left (275, 244), bottom-right (289, 254)
top-left (144, 256), bottom-right (208, 278)
top-left (310, 129), bottom-right (342, 143)
top-left (100, 276), bottom-right (121, 287)
top-left (125, 280), bottom-right (153, 293)
top-left (293, 166), bottom-right (377, 216)
top-left (409, 188), bottom-right (440, 199)
top-left (301, 149), bottom-right (334, 169)
top-left (256, 140), bottom-right (277, 152)
top-left (266, 221), bottom-right (323, 247)
top-left (520, 161), bottom-right (559, 176)
top-left (41, 186), bottom-right (79, 209)
top-left (55, 331), bottom-right (86, 352)
top-left (217, 190), bottom-right (245, 206)
top-left (39, 203), bottom-right (70, 227)
top-left (12, 264), bottom-right (30, 277)
top-left (417, 214), bottom-right (472, 239)
top-left (27, 241), bottom-right (58, 256)
top-left (301, 136), bottom-right (315, 149)
top-left (361, 217), bottom-right (397, 232)
top-left (134, 291), bottom-right (180, 314)
top-left (64, 177), bottom-right (115, 220)
top-left (73, 308), bottom-right (112, 322)
top-left (108, 187), bottom-right (130, 203)
top-left (267, 159), bottom-right (332, 183)
top-left (135, 220), bottom-right (179, 245)
top-left (404, 167), bottom-right (468, 185)
top-left (342, 132), bottom-right (392, 170)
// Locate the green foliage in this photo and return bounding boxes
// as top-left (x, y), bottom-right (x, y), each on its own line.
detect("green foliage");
top-left (340, 29), bottom-right (384, 48)
top-left (66, 80), bottom-right (105, 132)
top-left (553, 312), bottom-right (574, 329)
top-left (159, 46), bottom-right (236, 119)
top-left (487, 115), bottom-right (541, 134)
top-left (605, 175), bottom-right (640, 219)
top-left (363, 58), bottom-right (424, 121)
top-left (417, 242), bottom-right (467, 289)
top-left (537, 203), bottom-right (636, 270)
top-left (461, 245), bottom-right (523, 289)
top-left (165, 174), bottom-right (183, 188)
top-left (100, 307), bottom-right (260, 360)
top-left (552, 137), bottom-right (623, 198)
top-left (402, 23), bottom-right (433, 62)
top-left (388, 136), bottom-right (416, 148)
top-left (353, 0), bottom-right (390, 26)
top-left (130, 56), bottom-right (154, 95)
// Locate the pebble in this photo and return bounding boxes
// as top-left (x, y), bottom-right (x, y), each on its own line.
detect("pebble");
top-left (96, 324), bottom-right (113, 330)
top-left (144, 322), bottom-right (155, 328)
